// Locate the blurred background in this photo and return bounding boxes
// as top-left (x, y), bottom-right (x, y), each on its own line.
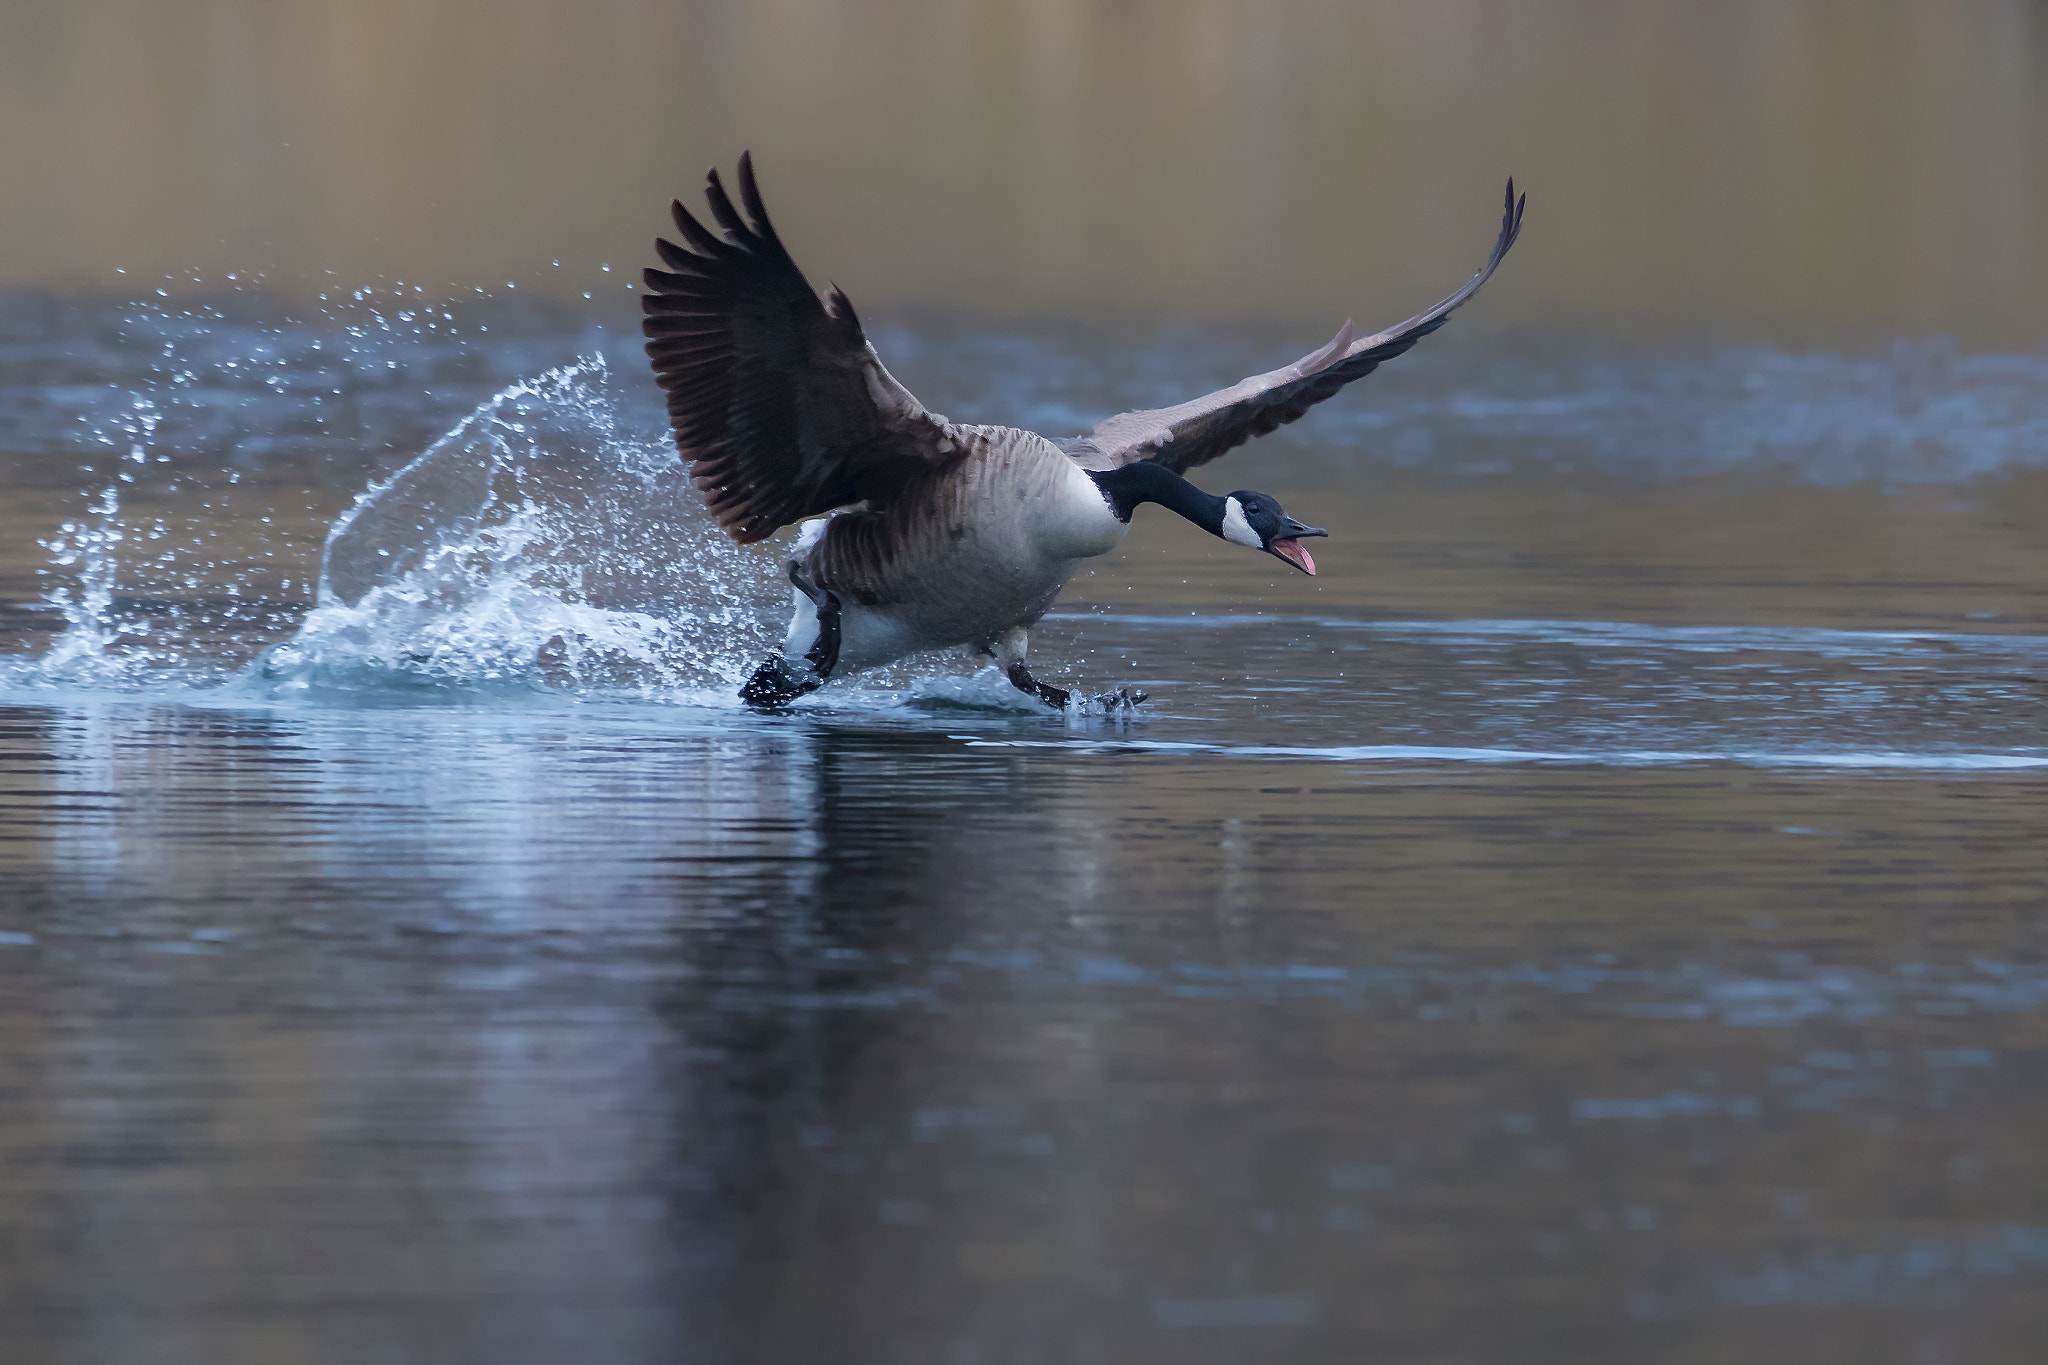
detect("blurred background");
top-left (4, 0), bottom-right (2048, 343)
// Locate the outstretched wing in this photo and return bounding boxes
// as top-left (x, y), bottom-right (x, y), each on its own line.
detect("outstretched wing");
top-left (642, 152), bottom-right (960, 543)
top-left (1062, 180), bottom-right (1525, 474)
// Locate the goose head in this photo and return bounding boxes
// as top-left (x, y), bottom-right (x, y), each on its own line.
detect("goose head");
top-left (1217, 491), bottom-right (1328, 576)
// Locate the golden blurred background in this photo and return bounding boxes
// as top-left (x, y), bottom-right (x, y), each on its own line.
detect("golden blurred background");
top-left (5, 0), bottom-right (2048, 342)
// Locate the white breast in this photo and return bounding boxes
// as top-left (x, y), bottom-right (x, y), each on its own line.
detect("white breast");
top-left (1031, 450), bottom-right (1129, 562)
top-left (796, 429), bottom-right (1130, 673)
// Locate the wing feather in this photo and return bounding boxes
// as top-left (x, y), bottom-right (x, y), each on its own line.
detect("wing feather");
top-left (641, 153), bottom-right (958, 544)
top-left (1064, 181), bottom-right (1525, 473)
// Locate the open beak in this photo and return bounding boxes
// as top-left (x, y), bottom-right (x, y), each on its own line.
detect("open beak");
top-left (1267, 518), bottom-right (1328, 576)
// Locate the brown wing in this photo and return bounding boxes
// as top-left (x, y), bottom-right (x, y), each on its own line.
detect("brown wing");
top-left (1062, 180), bottom-right (1525, 474)
top-left (642, 153), bottom-right (959, 543)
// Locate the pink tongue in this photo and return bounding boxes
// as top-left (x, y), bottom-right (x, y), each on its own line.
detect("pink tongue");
top-left (1273, 539), bottom-right (1316, 575)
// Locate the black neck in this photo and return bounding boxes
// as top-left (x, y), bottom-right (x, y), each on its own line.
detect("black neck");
top-left (1088, 462), bottom-right (1225, 531)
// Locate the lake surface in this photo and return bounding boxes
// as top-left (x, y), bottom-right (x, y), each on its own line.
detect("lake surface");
top-left (2, 290), bottom-right (2046, 1365)
top-left (6, 4), bottom-right (2048, 1363)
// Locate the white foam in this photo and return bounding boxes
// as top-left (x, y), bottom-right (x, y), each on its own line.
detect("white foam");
top-left (255, 358), bottom-right (777, 698)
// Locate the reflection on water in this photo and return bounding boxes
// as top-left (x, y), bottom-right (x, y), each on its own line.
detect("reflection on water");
top-left (2, 702), bottom-right (2046, 1362)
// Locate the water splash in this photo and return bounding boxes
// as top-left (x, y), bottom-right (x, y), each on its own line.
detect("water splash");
top-left (258, 356), bottom-right (776, 698)
top-left (17, 395), bottom-right (169, 685)
top-left (31, 484), bottom-right (129, 683)
top-left (8, 296), bottom-right (2047, 733)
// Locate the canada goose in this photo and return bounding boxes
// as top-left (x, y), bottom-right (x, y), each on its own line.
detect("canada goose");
top-left (642, 155), bottom-right (1524, 710)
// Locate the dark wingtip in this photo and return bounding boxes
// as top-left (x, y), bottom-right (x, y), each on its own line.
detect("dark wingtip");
top-left (1495, 178), bottom-right (1526, 256)
top-left (668, 197), bottom-right (727, 257)
top-left (702, 162), bottom-right (752, 241)
top-left (733, 150), bottom-right (793, 264)
top-left (828, 284), bottom-right (866, 344)
top-left (652, 234), bottom-right (700, 272)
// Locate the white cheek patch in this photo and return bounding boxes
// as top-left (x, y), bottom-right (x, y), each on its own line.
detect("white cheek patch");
top-left (1220, 496), bottom-right (1262, 548)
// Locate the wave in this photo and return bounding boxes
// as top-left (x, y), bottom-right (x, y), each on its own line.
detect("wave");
top-left (952, 736), bottom-right (2048, 772)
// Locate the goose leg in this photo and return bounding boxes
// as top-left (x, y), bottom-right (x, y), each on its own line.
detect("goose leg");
top-left (790, 563), bottom-right (843, 679)
top-left (986, 627), bottom-right (1146, 711)
top-left (988, 627), bottom-right (1069, 708)
top-left (739, 563), bottom-right (842, 709)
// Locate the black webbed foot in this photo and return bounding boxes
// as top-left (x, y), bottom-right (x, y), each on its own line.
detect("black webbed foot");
top-left (1006, 662), bottom-right (1069, 709)
top-left (740, 655), bottom-right (819, 710)
top-left (740, 564), bottom-right (844, 710)
top-left (1004, 663), bottom-right (1148, 713)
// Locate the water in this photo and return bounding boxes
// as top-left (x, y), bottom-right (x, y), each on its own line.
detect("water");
top-left (2, 285), bottom-right (2046, 1364)
top-left (7, 5), bottom-right (2048, 1360)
